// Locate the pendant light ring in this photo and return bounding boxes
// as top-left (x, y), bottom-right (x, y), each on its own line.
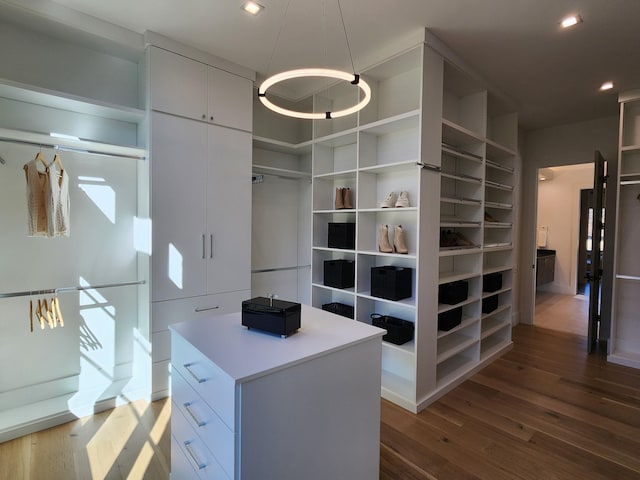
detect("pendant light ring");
top-left (258, 68), bottom-right (371, 119)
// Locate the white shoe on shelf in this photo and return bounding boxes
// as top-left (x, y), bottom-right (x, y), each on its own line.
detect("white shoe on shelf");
top-left (380, 192), bottom-right (397, 208)
top-left (395, 191), bottom-right (410, 208)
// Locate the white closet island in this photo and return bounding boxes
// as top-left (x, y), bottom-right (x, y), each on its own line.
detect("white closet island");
top-left (169, 305), bottom-right (385, 480)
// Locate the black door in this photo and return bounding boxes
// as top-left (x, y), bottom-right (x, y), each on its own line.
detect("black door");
top-left (587, 151), bottom-right (606, 353)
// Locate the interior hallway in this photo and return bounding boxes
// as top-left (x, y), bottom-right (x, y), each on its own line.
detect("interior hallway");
top-left (534, 289), bottom-right (590, 336)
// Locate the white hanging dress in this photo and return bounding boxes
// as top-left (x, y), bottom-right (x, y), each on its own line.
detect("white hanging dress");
top-left (23, 157), bottom-right (49, 237)
top-left (46, 156), bottom-right (70, 237)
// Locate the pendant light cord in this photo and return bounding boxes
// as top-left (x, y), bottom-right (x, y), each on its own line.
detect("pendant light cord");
top-left (337, 0), bottom-right (356, 74)
top-left (265, 0), bottom-right (293, 77)
top-left (266, 0), bottom-right (356, 76)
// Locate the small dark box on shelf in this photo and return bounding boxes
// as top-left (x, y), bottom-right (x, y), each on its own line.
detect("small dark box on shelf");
top-left (324, 260), bottom-right (355, 289)
top-left (438, 280), bottom-right (469, 305)
top-left (482, 294), bottom-right (499, 313)
top-left (438, 307), bottom-right (462, 331)
top-left (370, 266), bottom-right (412, 301)
top-left (328, 222), bottom-right (356, 250)
top-left (321, 302), bottom-right (354, 319)
top-left (371, 314), bottom-right (414, 345)
top-left (483, 272), bottom-right (503, 292)
top-left (242, 297), bottom-right (301, 337)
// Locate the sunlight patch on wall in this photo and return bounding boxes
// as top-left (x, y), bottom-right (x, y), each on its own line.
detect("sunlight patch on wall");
top-left (78, 176), bottom-right (116, 224)
top-left (169, 243), bottom-right (183, 289)
top-left (134, 217), bottom-right (152, 255)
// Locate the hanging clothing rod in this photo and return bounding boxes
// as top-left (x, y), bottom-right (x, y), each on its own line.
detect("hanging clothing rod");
top-left (0, 127), bottom-right (146, 160)
top-left (0, 280), bottom-right (145, 299)
top-left (252, 265), bottom-right (311, 274)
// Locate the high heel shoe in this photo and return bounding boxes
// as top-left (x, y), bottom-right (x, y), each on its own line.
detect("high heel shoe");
top-left (394, 225), bottom-right (409, 254)
top-left (342, 187), bottom-right (353, 209)
top-left (335, 187), bottom-right (344, 210)
top-left (378, 224), bottom-right (393, 253)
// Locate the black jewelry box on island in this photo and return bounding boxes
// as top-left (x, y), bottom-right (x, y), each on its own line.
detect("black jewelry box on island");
top-left (241, 297), bottom-right (301, 337)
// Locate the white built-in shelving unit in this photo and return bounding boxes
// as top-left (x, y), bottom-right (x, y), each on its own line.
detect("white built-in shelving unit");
top-left (609, 90), bottom-right (640, 369)
top-left (290, 41), bottom-right (519, 412)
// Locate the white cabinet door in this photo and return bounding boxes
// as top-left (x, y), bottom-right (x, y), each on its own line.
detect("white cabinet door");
top-left (149, 46), bottom-right (208, 121)
top-left (206, 125), bottom-right (252, 294)
top-left (152, 112), bottom-right (208, 301)
top-left (207, 66), bottom-right (253, 132)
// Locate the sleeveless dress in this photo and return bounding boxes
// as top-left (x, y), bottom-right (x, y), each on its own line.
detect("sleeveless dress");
top-left (24, 159), bottom-right (49, 237)
top-left (45, 161), bottom-right (70, 237)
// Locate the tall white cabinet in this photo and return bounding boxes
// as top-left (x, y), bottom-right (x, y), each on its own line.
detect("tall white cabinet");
top-left (147, 44), bottom-right (254, 398)
top-left (609, 90), bottom-right (640, 369)
top-left (255, 40), bottom-right (519, 412)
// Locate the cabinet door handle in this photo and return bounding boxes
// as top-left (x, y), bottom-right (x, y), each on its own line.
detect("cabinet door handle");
top-left (201, 114), bottom-right (206, 120)
top-left (183, 363), bottom-right (207, 383)
top-left (210, 116), bottom-right (214, 121)
top-left (194, 305), bottom-right (220, 313)
top-left (183, 401), bottom-right (207, 427)
top-left (202, 234), bottom-right (206, 259)
top-left (210, 234), bottom-right (213, 258)
top-left (184, 440), bottom-right (206, 470)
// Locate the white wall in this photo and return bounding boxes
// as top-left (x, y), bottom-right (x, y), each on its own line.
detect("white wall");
top-left (519, 116), bottom-right (618, 332)
top-left (536, 164), bottom-right (593, 294)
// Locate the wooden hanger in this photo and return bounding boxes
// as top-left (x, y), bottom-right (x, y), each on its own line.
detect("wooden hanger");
top-left (50, 154), bottom-right (64, 171)
top-left (35, 151), bottom-right (48, 169)
top-left (36, 299), bottom-right (46, 330)
top-left (53, 296), bottom-right (64, 327)
top-left (43, 299), bottom-right (54, 328)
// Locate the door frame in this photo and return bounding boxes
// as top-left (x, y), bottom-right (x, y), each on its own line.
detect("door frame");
top-left (529, 164), bottom-right (595, 333)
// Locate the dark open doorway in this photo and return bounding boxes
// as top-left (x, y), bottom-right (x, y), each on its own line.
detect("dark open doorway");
top-left (577, 188), bottom-right (593, 295)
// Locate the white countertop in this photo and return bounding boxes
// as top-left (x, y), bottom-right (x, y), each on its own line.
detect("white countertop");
top-left (169, 304), bottom-right (385, 383)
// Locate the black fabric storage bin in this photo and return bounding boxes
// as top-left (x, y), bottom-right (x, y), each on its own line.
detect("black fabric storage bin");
top-left (324, 260), bottom-right (355, 289)
top-left (370, 266), bottom-right (412, 301)
top-left (482, 294), bottom-right (499, 313)
top-left (328, 222), bottom-right (356, 249)
top-left (371, 314), bottom-right (414, 345)
top-left (483, 272), bottom-right (503, 292)
top-left (321, 302), bottom-right (354, 319)
top-left (438, 280), bottom-right (469, 305)
top-left (438, 307), bottom-right (462, 331)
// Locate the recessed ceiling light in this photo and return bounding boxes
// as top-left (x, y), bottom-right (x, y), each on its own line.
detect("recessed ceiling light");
top-left (242, 1), bottom-right (264, 15)
top-left (600, 81), bottom-right (614, 91)
top-left (561, 14), bottom-right (582, 28)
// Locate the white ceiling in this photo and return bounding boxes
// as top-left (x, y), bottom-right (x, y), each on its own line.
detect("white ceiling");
top-left (3, 0), bottom-right (640, 130)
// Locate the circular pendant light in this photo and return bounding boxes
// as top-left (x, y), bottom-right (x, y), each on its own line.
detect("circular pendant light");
top-left (258, 68), bottom-right (371, 119)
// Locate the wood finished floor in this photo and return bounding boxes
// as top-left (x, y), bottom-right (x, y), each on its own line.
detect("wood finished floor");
top-left (2, 325), bottom-right (640, 479)
top-left (534, 289), bottom-right (590, 336)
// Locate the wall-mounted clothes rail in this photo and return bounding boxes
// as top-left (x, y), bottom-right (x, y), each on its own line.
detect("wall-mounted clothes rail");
top-left (0, 280), bottom-right (145, 299)
top-left (252, 265), bottom-right (311, 274)
top-left (0, 127), bottom-right (146, 160)
top-left (416, 162), bottom-right (441, 173)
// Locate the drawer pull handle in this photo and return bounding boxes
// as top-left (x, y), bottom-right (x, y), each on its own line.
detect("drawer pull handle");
top-left (194, 305), bottom-right (220, 313)
top-left (184, 402), bottom-right (207, 427)
top-left (184, 363), bottom-right (207, 383)
top-left (184, 440), bottom-right (206, 470)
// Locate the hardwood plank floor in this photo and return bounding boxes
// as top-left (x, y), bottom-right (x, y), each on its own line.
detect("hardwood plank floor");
top-left (534, 290), bottom-right (589, 336)
top-left (381, 325), bottom-right (640, 480)
top-left (2, 324), bottom-right (639, 479)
